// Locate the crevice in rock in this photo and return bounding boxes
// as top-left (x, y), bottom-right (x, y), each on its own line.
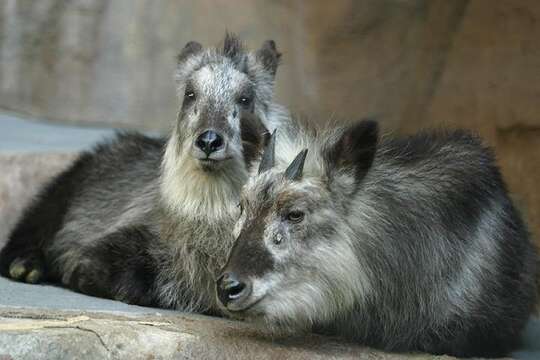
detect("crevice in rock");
top-left (44, 325), bottom-right (111, 354)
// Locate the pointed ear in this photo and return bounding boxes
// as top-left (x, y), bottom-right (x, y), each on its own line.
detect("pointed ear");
top-left (177, 41), bottom-right (203, 65)
top-left (256, 40), bottom-right (281, 76)
top-left (323, 120), bottom-right (379, 183)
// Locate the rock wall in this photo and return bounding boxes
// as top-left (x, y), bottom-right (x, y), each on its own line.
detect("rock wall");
top-left (0, 0), bottom-right (539, 246)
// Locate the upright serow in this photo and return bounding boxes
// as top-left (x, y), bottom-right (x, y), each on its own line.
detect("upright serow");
top-left (0, 34), bottom-right (287, 314)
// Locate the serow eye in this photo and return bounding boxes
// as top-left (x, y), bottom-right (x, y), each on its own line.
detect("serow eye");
top-left (237, 96), bottom-right (252, 106)
top-left (184, 90), bottom-right (196, 102)
top-left (286, 211), bottom-right (305, 223)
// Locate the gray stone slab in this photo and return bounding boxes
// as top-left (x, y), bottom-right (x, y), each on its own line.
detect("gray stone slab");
top-left (0, 276), bottom-right (171, 316)
top-left (0, 112), bottom-right (118, 153)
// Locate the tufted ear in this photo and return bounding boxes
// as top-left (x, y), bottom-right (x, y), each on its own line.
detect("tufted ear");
top-left (255, 40), bottom-right (281, 76)
top-left (177, 41), bottom-right (203, 65)
top-left (323, 120), bottom-right (379, 184)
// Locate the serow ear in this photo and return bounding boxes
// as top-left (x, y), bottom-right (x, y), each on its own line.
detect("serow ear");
top-left (323, 120), bottom-right (378, 183)
top-left (258, 130), bottom-right (276, 174)
top-left (284, 149), bottom-right (308, 181)
top-left (177, 41), bottom-right (203, 65)
top-left (255, 40), bottom-right (281, 76)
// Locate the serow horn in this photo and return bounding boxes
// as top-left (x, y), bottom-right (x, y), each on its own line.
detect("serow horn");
top-left (258, 130), bottom-right (276, 174)
top-left (284, 149), bottom-right (308, 181)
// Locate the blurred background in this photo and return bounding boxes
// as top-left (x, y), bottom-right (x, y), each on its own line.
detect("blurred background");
top-left (0, 0), bottom-right (539, 247)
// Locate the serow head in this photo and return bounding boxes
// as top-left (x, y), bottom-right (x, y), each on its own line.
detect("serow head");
top-left (216, 120), bottom-right (379, 332)
top-left (174, 34), bottom-right (281, 172)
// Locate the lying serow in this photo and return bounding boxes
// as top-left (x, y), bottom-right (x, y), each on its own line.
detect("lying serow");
top-left (217, 119), bottom-right (538, 357)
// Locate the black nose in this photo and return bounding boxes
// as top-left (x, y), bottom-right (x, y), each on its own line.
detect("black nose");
top-left (216, 272), bottom-right (250, 307)
top-left (195, 130), bottom-right (224, 156)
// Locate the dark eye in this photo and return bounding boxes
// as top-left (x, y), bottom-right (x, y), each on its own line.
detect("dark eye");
top-left (238, 96), bottom-right (252, 106)
top-left (237, 202), bottom-right (244, 214)
top-left (184, 89), bottom-right (196, 102)
top-left (286, 211), bottom-right (304, 223)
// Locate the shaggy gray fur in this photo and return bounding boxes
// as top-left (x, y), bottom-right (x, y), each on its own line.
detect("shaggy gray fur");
top-left (0, 34), bottom-right (288, 315)
top-left (219, 119), bottom-right (538, 357)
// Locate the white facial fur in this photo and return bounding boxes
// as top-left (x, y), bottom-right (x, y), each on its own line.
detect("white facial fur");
top-left (162, 60), bottom-right (251, 221)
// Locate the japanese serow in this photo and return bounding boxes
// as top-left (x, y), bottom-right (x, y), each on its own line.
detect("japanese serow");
top-left (0, 34), bottom-right (286, 313)
top-left (217, 119), bottom-right (538, 357)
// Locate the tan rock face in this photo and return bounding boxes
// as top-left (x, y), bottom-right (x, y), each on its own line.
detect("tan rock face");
top-left (496, 127), bottom-right (540, 252)
top-left (409, 0), bottom-right (540, 249)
